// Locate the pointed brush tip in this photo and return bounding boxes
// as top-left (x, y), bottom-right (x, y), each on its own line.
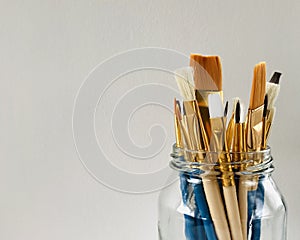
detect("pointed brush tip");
top-left (235, 100), bottom-right (241, 123)
top-left (224, 101), bottom-right (229, 117)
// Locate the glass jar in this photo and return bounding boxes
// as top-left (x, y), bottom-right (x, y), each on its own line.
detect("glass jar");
top-left (158, 145), bottom-right (287, 240)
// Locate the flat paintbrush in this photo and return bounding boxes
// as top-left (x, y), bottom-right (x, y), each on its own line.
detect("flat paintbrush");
top-left (266, 72), bottom-right (282, 140)
top-left (249, 94), bottom-right (269, 240)
top-left (190, 54), bottom-right (223, 140)
top-left (247, 62), bottom-right (266, 151)
top-left (245, 62), bottom-right (266, 240)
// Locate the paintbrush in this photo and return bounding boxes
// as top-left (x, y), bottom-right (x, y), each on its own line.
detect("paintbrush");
top-left (189, 55), bottom-right (232, 240)
top-left (174, 99), bottom-right (206, 240)
top-left (232, 100), bottom-right (248, 240)
top-left (245, 62), bottom-right (266, 240)
top-left (246, 62), bottom-right (266, 151)
top-left (226, 98), bottom-right (240, 151)
top-left (190, 54), bottom-right (223, 140)
top-left (175, 67), bottom-right (209, 153)
top-left (232, 100), bottom-right (247, 155)
top-left (175, 67), bottom-right (218, 240)
top-left (261, 95), bottom-right (268, 150)
top-left (174, 99), bottom-right (183, 148)
top-left (208, 93), bottom-right (243, 240)
top-left (266, 72), bottom-right (281, 140)
top-left (247, 94), bottom-right (269, 240)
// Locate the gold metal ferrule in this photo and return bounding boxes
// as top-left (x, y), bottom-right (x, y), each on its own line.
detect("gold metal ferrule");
top-left (232, 123), bottom-right (246, 161)
top-left (174, 114), bottom-right (183, 148)
top-left (182, 101), bottom-right (208, 162)
top-left (246, 105), bottom-right (264, 151)
top-left (210, 116), bottom-right (235, 187)
top-left (226, 112), bottom-right (235, 151)
top-left (261, 117), bottom-right (267, 150)
top-left (266, 108), bottom-right (276, 141)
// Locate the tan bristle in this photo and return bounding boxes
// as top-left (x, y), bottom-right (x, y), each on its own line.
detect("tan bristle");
top-left (249, 62), bottom-right (266, 109)
top-left (190, 54), bottom-right (222, 91)
top-left (175, 67), bottom-right (195, 101)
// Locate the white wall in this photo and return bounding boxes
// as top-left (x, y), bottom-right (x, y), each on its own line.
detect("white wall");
top-left (0, 1), bottom-right (299, 239)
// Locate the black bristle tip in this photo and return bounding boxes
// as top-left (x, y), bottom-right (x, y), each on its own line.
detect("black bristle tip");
top-left (175, 100), bottom-right (182, 114)
top-left (270, 72), bottom-right (282, 84)
top-left (263, 95), bottom-right (268, 117)
top-left (224, 101), bottom-right (229, 117)
top-left (235, 101), bottom-right (240, 123)
top-left (182, 103), bottom-right (186, 115)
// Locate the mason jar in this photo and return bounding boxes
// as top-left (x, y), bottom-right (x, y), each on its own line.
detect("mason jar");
top-left (158, 145), bottom-right (287, 240)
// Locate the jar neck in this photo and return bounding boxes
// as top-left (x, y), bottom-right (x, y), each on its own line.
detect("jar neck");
top-left (170, 144), bottom-right (274, 177)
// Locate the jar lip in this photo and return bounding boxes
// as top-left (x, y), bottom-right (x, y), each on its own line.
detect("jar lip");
top-left (170, 144), bottom-right (273, 174)
top-left (172, 144), bottom-right (271, 156)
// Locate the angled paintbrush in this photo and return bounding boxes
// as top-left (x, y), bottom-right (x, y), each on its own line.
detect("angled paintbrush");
top-left (266, 72), bottom-right (282, 140)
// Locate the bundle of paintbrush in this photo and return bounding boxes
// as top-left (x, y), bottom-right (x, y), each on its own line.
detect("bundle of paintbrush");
top-left (173, 54), bottom-right (281, 240)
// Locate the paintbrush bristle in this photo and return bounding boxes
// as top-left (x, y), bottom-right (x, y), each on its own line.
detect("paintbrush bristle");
top-left (235, 101), bottom-right (241, 123)
top-left (240, 101), bottom-right (246, 123)
top-left (224, 101), bottom-right (229, 117)
top-left (266, 72), bottom-right (281, 109)
top-left (190, 54), bottom-right (222, 91)
top-left (263, 95), bottom-right (268, 118)
top-left (229, 97), bottom-right (240, 115)
top-left (266, 82), bottom-right (280, 109)
top-left (249, 62), bottom-right (266, 109)
top-left (175, 67), bottom-right (195, 101)
top-left (208, 94), bottom-right (223, 118)
top-left (269, 72), bottom-right (282, 84)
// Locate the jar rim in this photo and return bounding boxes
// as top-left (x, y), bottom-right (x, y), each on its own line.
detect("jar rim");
top-left (171, 144), bottom-right (271, 155)
top-left (170, 144), bottom-right (273, 175)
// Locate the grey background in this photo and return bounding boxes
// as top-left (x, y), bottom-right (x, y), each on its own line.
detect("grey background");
top-left (1, 0), bottom-right (299, 239)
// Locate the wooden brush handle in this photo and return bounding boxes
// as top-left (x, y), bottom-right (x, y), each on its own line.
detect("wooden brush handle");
top-left (239, 177), bottom-right (248, 240)
top-left (202, 176), bottom-right (231, 240)
top-left (223, 185), bottom-right (244, 240)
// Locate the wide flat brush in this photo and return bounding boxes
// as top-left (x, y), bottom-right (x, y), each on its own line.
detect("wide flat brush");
top-left (190, 54), bottom-right (222, 91)
top-left (190, 54), bottom-right (223, 140)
